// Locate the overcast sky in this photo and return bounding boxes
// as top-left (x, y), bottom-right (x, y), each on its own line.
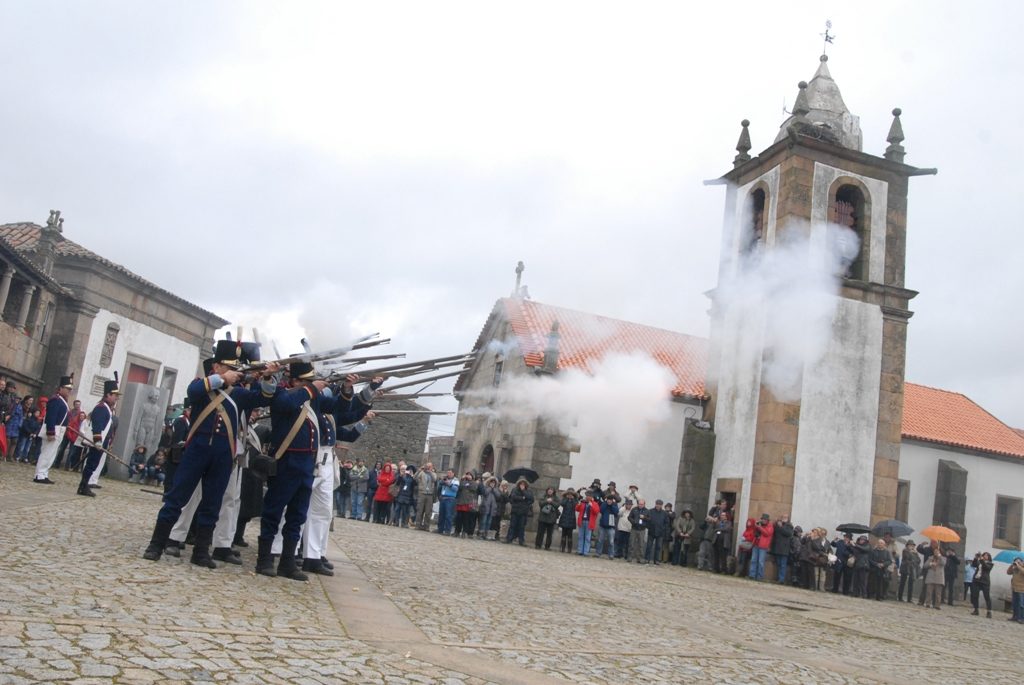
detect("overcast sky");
top-left (2, 1), bottom-right (1021, 435)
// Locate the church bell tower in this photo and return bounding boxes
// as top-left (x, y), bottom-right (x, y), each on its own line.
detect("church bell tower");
top-left (704, 55), bottom-right (936, 530)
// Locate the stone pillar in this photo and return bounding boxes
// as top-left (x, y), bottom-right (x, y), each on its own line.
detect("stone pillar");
top-left (0, 266), bottom-right (14, 319)
top-left (15, 284), bottom-right (36, 330)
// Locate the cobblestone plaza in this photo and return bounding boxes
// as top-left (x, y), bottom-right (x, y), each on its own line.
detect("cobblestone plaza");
top-left (1, 467), bottom-right (1020, 684)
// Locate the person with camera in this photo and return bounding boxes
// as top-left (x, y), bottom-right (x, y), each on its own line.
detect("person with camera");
top-left (594, 494), bottom-right (619, 558)
top-left (923, 542), bottom-right (946, 609)
top-left (970, 551), bottom-right (994, 618)
top-left (557, 488), bottom-right (578, 552)
top-left (1007, 557), bottom-right (1024, 623)
top-left (768, 514), bottom-right (793, 583)
top-left (711, 510), bottom-right (733, 574)
top-left (748, 513), bottom-right (774, 581)
top-left (943, 547), bottom-right (961, 606)
top-left (627, 499), bottom-right (649, 563)
top-left (897, 540), bottom-right (920, 602)
top-left (436, 469), bottom-right (459, 535)
top-left (575, 490), bottom-right (600, 555)
top-left (535, 486), bottom-right (560, 550)
top-left (505, 477), bottom-right (534, 546)
top-left (830, 532), bottom-right (854, 594)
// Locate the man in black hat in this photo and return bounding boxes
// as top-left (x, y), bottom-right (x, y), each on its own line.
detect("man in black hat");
top-left (77, 378), bottom-right (120, 496)
top-left (34, 374), bottom-right (74, 484)
top-left (142, 340), bottom-right (280, 568)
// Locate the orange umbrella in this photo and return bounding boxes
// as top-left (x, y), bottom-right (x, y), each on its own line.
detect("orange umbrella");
top-left (921, 525), bottom-right (960, 543)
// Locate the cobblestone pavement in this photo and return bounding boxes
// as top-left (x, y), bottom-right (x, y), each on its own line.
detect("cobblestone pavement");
top-left (1, 462), bottom-right (1022, 684)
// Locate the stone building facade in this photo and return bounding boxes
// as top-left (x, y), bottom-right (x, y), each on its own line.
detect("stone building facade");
top-left (0, 219), bottom-right (66, 396)
top-left (342, 399), bottom-right (430, 466)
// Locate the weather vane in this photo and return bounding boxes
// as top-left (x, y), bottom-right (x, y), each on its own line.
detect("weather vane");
top-left (821, 20), bottom-right (835, 54)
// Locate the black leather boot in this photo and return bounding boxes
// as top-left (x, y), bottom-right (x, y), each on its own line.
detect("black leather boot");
top-left (320, 557), bottom-right (334, 570)
top-left (189, 526), bottom-right (217, 569)
top-left (212, 547), bottom-right (242, 565)
top-left (164, 540), bottom-right (181, 558)
top-left (277, 538), bottom-right (308, 581)
top-left (302, 558), bottom-right (334, 576)
top-left (255, 537), bottom-right (276, 576)
top-left (142, 519), bottom-right (174, 561)
top-left (77, 484), bottom-right (95, 497)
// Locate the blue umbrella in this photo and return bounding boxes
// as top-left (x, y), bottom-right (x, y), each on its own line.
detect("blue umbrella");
top-left (993, 550), bottom-right (1024, 564)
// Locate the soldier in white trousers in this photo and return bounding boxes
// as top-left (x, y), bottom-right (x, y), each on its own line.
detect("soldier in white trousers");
top-left (34, 375), bottom-right (74, 484)
top-left (212, 421), bottom-right (261, 564)
top-left (301, 413), bottom-right (338, 576)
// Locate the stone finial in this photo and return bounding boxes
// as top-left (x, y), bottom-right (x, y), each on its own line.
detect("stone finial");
top-left (884, 107), bottom-right (906, 163)
top-left (733, 119), bottom-right (752, 167)
top-left (792, 81), bottom-right (810, 118)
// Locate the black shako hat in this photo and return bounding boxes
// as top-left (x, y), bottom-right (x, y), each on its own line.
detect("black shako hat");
top-left (289, 361), bottom-right (316, 380)
top-left (102, 379), bottom-right (120, 396)
top-left (59, 374), bottom-right (74, 389)
top-left (239, 342), bottom-right (261, 364)
top-left (212, 340), bottom-right (243, 368)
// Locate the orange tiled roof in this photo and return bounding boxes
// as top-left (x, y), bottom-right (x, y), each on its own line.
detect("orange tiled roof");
top-left (902, 383), bottom-right (1024, 459)
top-left (462, 298), bottom-right (708, 399)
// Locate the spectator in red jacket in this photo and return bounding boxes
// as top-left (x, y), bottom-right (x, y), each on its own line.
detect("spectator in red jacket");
top-left (749, 513), bottom-right (775, 581)
top-left (372, 462), bottom-right (396, 524)
top-left (575, 492), bottom-right (600, 556)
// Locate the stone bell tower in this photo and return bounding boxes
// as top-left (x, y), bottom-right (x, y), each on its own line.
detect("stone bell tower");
top-left (704, 55), bottom-right (936, 530)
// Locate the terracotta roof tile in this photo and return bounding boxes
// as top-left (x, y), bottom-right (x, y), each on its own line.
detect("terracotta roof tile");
top-left (0, 222), bottom-right (226, 324)
top-left (902, 383), bottom-right (1024, 459)
top-left (462, 298), bottom-right (707, 399)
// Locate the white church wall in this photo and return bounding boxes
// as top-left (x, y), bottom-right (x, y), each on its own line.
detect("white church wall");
top-left (78, 308), bottom-right (200, 407)
top-left (707, 167), bottom-right (779, 528)
top-left (565, 400), bottom-right (697, 505)
top-left (790, 298), bottom-right (882, 529)
top-left (899, 441), bottom-right (1024, 603)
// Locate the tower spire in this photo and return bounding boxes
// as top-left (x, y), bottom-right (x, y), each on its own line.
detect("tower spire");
top-left (884, 108), bottom-right (906, 163)
top-left (733, 120), bottom-right (752, 167)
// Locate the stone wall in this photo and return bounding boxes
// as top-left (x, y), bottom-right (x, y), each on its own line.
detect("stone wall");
top-left (344, 400), bottom-right (430, 466)
top-left (675, 419), bottom-right (716, 514)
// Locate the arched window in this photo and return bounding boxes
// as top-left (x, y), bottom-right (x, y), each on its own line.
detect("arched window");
top-left (99, 323), bottom-right (120, 368)
top-left (741, 188), bottom-right (767, 255)
top-left (831, 184), bottom-right (868, 280)
top-left (492, 354), bottom-right (504, 387)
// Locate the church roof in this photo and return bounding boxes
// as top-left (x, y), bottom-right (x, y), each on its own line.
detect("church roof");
top-left (902, 383), bottom-right (1024, 459)
top-left (775, 55), bottom-right (863, 150)
top-left (461, 297), bottom-right (708, 399)
top-left (0, 222), bottom-right (226, 324)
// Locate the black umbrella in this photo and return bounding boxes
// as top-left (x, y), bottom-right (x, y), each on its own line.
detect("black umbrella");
top-left (836, 523), bottom-right (872, 535)
top-left (502, 467), bottom-right (539, 484)
top-left (871, 519), bottom-right (913, 538)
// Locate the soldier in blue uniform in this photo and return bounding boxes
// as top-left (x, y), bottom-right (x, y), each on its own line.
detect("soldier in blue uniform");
top-left (77, 379), bottom-right (120, 497)
top-left (300, 375), bottom-right (379, 576)
top-left (34, 374), bottom-right (74, 484)
top-left (142, 341), bottom-right (280, 568)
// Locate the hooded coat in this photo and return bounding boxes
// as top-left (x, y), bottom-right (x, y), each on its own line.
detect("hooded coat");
top-left (508, 479), bottom-right (534, 515)
top-left (558, 494), bottom-right (578, 529)
top-left (373, 464), bottom-right (396, 503)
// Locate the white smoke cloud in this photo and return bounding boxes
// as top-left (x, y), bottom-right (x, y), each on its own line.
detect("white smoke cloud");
top-left (713, 218), bottom-right (859, 402)
top-left (464, 351), bottom-right (677, 453)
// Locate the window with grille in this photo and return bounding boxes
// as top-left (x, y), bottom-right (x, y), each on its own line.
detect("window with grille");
top-left (831, 185), bottom-right (867, 280)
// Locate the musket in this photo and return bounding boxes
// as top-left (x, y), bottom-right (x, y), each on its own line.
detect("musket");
top-left (76, 435), bottom-right (132, 469)
top-left (374, 392), bottom-right (450, 401)
top-left (318, 353), bottom-right (406, 368)
top-left (239, 336), bottom-right (384, 372)
top-left (370, 410), bottom-right (454, 415)
top-left (336, 354), bottom-right (474, 381)
top-left (350, 337), bottom-right (391, 351)
top-left (378, 368), bottom-right (467, 392)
